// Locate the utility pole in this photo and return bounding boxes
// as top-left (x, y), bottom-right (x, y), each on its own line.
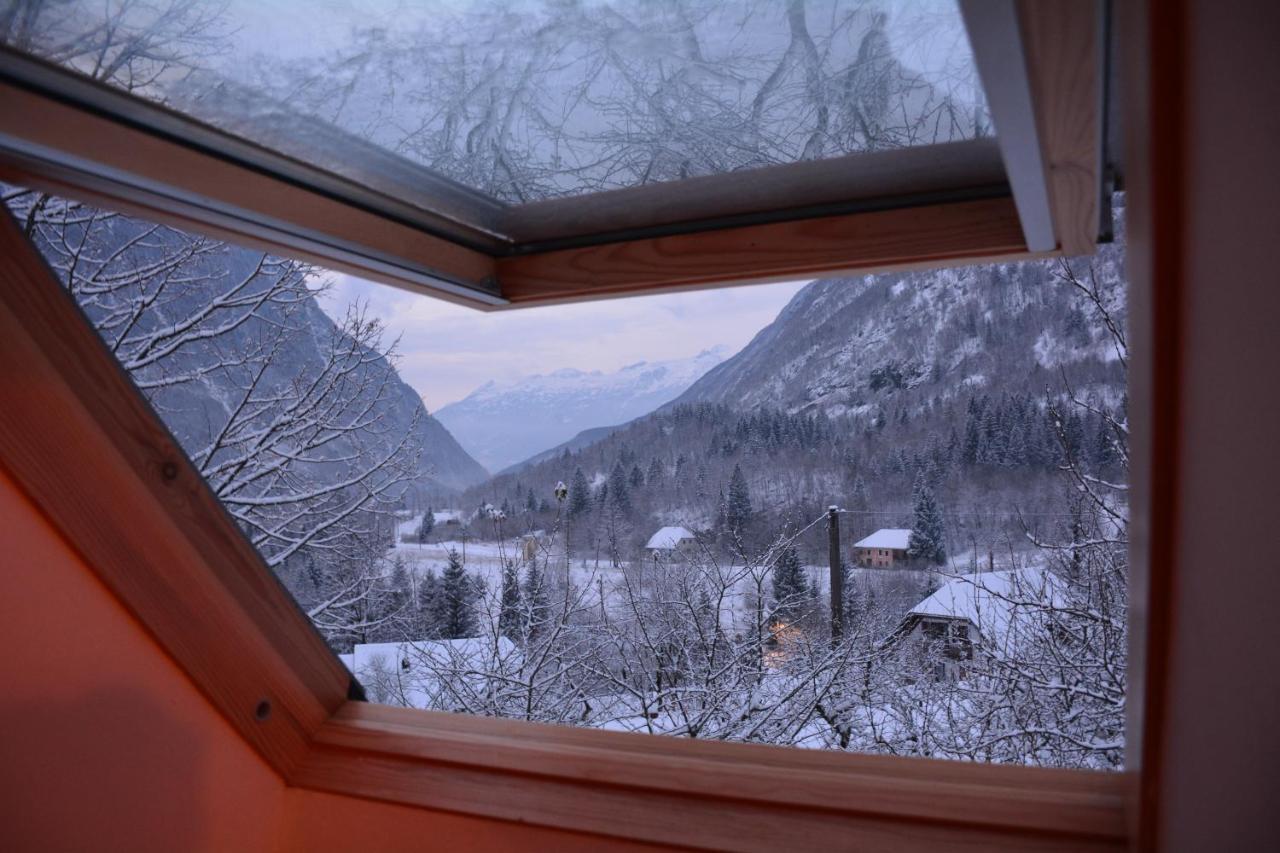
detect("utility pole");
top-left (828, 505), bottom-right (843, 644)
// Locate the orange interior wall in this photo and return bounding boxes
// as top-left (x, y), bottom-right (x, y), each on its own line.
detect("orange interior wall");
top-left (0, 465), bottom-right (286, 853)
top-left (0, 466), bottom-right (670, 851)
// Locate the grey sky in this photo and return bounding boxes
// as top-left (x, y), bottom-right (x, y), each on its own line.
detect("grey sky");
top-left (318, 277), bottom-right (808, 411)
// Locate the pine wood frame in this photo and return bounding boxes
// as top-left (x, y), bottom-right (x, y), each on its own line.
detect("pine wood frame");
top-left (0, 2), bottom-right (1152, 849)
top-left (0, 2), bottom-right (1102, 310)
top-left (0, 148), bottom-right (1138, 853)
top-left (0, 194), bottom-right (1130, 852)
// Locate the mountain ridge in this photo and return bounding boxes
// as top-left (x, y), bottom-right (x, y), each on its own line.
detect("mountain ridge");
top-left (465, 201), bottom-right (1128, 554)
top-left (435, 346), bottom-right (729, 472)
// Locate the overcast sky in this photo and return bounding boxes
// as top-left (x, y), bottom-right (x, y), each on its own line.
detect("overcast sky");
top-left (317, 276), bottom-right (808, 411)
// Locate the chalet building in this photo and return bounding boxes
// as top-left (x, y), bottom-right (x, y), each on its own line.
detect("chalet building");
top-left (646, 526), bottom-right (699, 559)
top-left (854, 528), bottom-right (912, 567)
top-left (339, 637), bottom-right (518, 708)
top-left (433, 509), bottom-right (464, 527)
top-left (895, 568), bottom-right (1059, 682)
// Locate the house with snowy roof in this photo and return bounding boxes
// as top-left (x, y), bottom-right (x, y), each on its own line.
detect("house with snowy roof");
top-left (433, 508), bottom-right (465, 527)
top-left (853, 528), bottom-right (912, 567)
top-left (645, 525), bottom-right (699, 559)
top-left (340, 636), bottom-right (518, 709)
top-left (894, 567), bottom-right (1063, 681)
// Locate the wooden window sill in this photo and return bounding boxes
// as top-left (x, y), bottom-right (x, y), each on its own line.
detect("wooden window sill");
top-left (289, 701), bottom-right (1129, 852)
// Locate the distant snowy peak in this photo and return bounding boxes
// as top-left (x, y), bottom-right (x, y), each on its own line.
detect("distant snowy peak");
top-left (460, 346), bottom-right (728, 405)
top-left (434, 346), bottom-right (730, 472)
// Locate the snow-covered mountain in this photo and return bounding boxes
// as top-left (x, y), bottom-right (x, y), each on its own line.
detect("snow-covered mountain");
top-left (141, 288), bottom-right (489, 496)
top-left (672, 207), bottom-right (1127, 420)
top-left (33, 215), bottom-right (490, 496)
top-left (467, 202), bottom-right (1129, 545)
top-left (435, 347), bottom-right (729, 472)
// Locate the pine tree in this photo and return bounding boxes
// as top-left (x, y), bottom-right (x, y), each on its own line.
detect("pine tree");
top-left (1062, 411), bottom-right (1087, 461)
top-left (1004, 415), bottom-right (1029, 468)
top-left (646, 457), bottom-right (664, 488)
top-left (498, 559), bottom-right (523, 641)
top-left (841, 561), bottom-right (861, 621)
top-left (724, 463), bottom-right (753, 534)
top-left (849, 475), bottom-right (870, 513)
top-left (1094, 413), bottom-right (1117, 468)
top-left (417, 509), bottom-right (434, 544)
top-left (418, 568), bottom-right (442, 639)
top-left (771, 545), bottom-right (808, 623)
top-left (374, 557), bottom-right (413, 641)
top-left (629, 463), bottom-right (645, 490)
top-left (962, 398), bottom-right (983, 465)
top-left (439, 548), bottom-right (476, 638)
top-left (608, 460), bottom-right (631, 512)
top-left (568, 467), bottom-right (590, 516)
top-left (908, 482), bottom-right (948, 566)
top-left (523, 561), bottom-right (550, 637)
top-left (979, 396), bottom-right (999, 464)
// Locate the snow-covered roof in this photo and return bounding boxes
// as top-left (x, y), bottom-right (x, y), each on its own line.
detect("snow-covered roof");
top-left (433, 509), bottom-right (464, 523)
top-left (646, 525), bottom-right (696, 550)
top-left (350, 636), bottom-right (514, 672)
top-left (908, 567), bottom-right (1064, 648)
top-left (346, 636), bottom-right (518, 709)
top-left (853, 528), bottom-right (912, 550)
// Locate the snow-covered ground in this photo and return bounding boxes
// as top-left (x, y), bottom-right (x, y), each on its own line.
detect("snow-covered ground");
top-left (385, 516), bottom-right (1040, 635)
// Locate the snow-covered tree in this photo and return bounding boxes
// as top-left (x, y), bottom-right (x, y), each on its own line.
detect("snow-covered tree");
top-left (417, 511), bottom-right (434, 544)
top-left (607, 460), bottom-right (631, 513)
top-left (498, 560), bottom-right (524, 642)
top-left (771, 545), bottom-right (809, 623)
top-left (908, 480), bottom-right (947, 565)
top-left (724, 463), bottom-right (754, 536)
top-left (568, 468), bottom-right (591, 517)
top-left (438, 549), bottom-right (477, 639)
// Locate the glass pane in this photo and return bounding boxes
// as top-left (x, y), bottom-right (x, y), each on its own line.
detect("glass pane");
top-left (3, 183), bottom-right (1127, 770)
top-left (2, 0), bottom-right (990, 211)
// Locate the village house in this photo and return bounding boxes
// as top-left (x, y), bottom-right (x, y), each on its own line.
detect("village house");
top-left (895, 568), bottom-right (1060, 681)
top-left (645, 526), bottom-right (699, 560)
top-left (340, 636), bottom-right (518, 709)
top-left (433, 508), bottom-right (465, 528)
top-left (854, 528), bottom-right (912, 567)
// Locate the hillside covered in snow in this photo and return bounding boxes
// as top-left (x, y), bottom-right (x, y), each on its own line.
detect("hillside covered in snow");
top-left (465, 202), bottom-right (1128, 564)
top-left (673, 210), bottom-right (1126, 419)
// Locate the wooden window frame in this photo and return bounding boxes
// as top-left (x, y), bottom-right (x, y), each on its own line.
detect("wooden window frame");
top-left (0, 204), bottom-right (1131, 849)
top-left (0, 2), bottom-right (1101, 310)
top-left (0, 1), bottom-right (1170, 849)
